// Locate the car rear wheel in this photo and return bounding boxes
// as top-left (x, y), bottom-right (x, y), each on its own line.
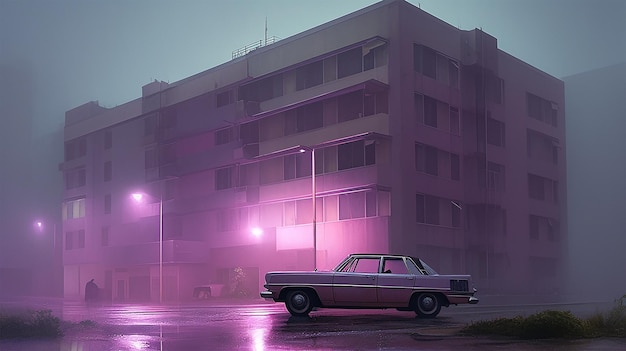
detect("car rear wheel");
top-left (285, 290), bottom-right (313, 316)
top-left (414, 292), bottom-right (441, 318)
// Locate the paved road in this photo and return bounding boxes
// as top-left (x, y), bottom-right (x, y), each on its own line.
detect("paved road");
top-left (0, 298), bottom-right (624, 350)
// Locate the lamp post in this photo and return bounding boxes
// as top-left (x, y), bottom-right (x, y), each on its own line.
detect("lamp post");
top-left (299, 146), bottom-right (317, 270)
top-left (132, 192), bottom-right (163, 303)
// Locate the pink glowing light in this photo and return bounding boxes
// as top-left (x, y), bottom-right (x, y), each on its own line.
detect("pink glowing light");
top-left (251, 227), bottom-right (263, 237)
top-left (131, 193), bottom-right (144, 202)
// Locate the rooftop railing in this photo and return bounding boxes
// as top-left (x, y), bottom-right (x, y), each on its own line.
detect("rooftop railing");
top-left (232, 36), bottom-right (280, 59)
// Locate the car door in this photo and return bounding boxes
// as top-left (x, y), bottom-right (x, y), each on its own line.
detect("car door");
top-left (377, 257), bottom-right (415, 307)
top-left (332, 257), bottom-right (379, 306)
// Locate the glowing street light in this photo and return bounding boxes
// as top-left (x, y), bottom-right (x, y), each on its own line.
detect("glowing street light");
top-left (131, 192), bottom-right (164, 303)
top-left (250, 227), bottom-right (264, 238)
top-left (34, 220), bottom-right (56, 249)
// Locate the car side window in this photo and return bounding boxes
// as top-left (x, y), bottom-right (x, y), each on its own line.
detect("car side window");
top-left (405, 258), bottom-right (425, 275)
top-left (382, 258), bottom-right (409, 274)
top-left (352, 258), bottom-right (380, 273)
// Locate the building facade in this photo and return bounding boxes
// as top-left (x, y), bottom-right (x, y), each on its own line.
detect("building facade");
top-left (564, 62), bottom-right (626, 302)
top-left (61, 0), bottom-right (566, 302)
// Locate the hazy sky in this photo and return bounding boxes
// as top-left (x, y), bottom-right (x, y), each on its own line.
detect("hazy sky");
top-left (1, 0), bottom-right (625, 131)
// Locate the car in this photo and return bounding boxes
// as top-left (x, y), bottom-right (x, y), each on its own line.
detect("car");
top-left (260, 253), bottom-right (478, 318)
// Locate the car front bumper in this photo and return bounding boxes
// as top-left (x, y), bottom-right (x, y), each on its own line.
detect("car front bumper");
top-left (260, 291), bottom-right (274, 299)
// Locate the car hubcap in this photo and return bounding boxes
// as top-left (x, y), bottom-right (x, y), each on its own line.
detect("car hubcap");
top-left (421, 296), bottom-right (435, 311)
top-left (293, 294), bottom-right (306, 308)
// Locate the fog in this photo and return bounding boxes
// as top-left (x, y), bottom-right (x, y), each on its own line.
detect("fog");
top-left (0, 0), bottom-right (624, 300)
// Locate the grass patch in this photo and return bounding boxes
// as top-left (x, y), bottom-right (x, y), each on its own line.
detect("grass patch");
top-left (0, 309), bottom-right (63, 339)
top-left (462, 294), bottom-right (626, 339)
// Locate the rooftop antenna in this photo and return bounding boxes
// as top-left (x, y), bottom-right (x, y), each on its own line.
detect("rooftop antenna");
top-left (265, 17), bottom-right (268, 45)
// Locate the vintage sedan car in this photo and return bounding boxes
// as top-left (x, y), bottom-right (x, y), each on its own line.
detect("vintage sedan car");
top-left (260, 253), bottom-right (478, 317)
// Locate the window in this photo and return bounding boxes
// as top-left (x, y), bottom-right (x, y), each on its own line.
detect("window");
top-left (425, 195), bottom-right (440, 225)
top-left (65, 168), bottom-right (86, 189)
top-left (486, 117), bottom-right (505, 147)
top-left (216, 167), bottom-right (233, 190)
top-left (78, 229), bottom-right (85, 249)
top-left (338, 91), bottom-right (363, 122)
top-left (64, 198), bottom-right (85, 220)
top-left (296, 61), bottom-right (323, 90)
top-left (101, 226), bottom-right (109, 246)
top-left (424, 96), bottom-right (438, 127)
top-left (65, 231), bottom-right (73, 250)
top-left (284, 151), bottom-right (311, 180)
top-left (145, 148), bottom-right (158, 169)
top-left (363, 44), bottom-right (386, 71)
top-left (527, 92), bottom-right (557, 126)
top-left (338, 140), bottom-right (373, 170)
top-left (416, 194), bottom-right (439, 225)
top-left (415, 143), bottom-right (438, 176)
top-left (104, 194), bottom-right (111, 214)
top-left (529, 215), bottom-right (559, 241)
top-left (240, 74), bottom-right (283, 102)
top-left (337, 47), bottom-right (363, 78)
top-left (64, 138), bottom-right (86, 161)
top-left (528, 174), bottom-right (545, 200)
top-left (216, 209), bottom-right (236, 231)
top-left (295, 199), bottom-right (313, 225)
top-left (104, 161), bottom-right (112, 182)
top-left (528, 173), bottom-right (558, 202)
top-left (487, 162), bottom-right (505, 191)
top-left (296, 102), bottom-right (323, 132)
top-left (451, 154), bottom-right (460, 181)
top-left (450, 107), bottom-right (460, 135)
top-left (527, 129), bottom-right (559, 164)
top-left (216, 90), bottom-right (234, 107)
top-left (104, 130), bottom-right (112, 150)
top-left (215, 127), bottom-right (233, 145)
top-left (339, 192), bottom-right (366, 220)
top-left (382, 258), bottom-right (408, 274)
top-left (414, 44), bottom-right (459, 88)
top-left (451, 202), bottom-right (461, 228)
top-left (352, 258), bottom-right (380, 273)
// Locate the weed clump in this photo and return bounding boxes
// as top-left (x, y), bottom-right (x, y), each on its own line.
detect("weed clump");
top-left (462, 294), bottom-right (626, 339)
top-left (0, 309), bottom-right (63, 339)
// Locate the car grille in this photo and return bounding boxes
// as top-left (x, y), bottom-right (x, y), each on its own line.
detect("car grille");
top-left (449, 279), bottom-right (469, 292)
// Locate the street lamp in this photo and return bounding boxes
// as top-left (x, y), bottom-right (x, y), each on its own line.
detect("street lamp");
top-left (298, 147), bottom-right (317, 270)
top-left (131, 192), bottom-right (164, 303)
top-left (34, 220), bottom-right (57, 249)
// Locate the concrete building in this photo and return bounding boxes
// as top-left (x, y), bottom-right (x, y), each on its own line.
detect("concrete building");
top-left (61, 0), bottom-right (566, 302)
top-left (564, 62), bottom-right (626, 302)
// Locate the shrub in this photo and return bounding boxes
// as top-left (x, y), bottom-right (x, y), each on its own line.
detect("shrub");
top-left (462, 294), bottom-right (626, 339)
top-left (519, 310), bottom-right (583, 339)
top-left (461, 316), bottom-right (524, 337)
top-left (583, 294), bottom-right (626, 338)
top-left (0, 309), bottom-right (62, 339)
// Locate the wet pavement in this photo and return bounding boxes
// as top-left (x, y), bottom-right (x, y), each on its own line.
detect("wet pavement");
top-left (0, 298), bottom-right (624, 350)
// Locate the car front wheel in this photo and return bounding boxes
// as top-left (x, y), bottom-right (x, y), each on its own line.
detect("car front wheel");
top-left (285, 290), bottom-right (313, 316)
top-left (414, 292), bottom-right (441, 318)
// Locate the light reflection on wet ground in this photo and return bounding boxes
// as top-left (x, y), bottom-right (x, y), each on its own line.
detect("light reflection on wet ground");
top-left (0, 299), bottom-right (624, 350)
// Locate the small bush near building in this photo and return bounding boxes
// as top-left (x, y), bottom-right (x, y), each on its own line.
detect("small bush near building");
top-left (462, 295), bottom-right (626, 339)
top-left (0, 309), bottom-right (63, 339)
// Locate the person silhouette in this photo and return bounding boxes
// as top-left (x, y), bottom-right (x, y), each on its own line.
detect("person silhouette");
top-left (85, 278), bottom-right (99, 303)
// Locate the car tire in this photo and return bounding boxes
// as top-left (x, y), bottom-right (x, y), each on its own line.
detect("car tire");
top-left (285, 290), bottom-right (313, 316)
top-left (414, 292), bottom-right (441, 318)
